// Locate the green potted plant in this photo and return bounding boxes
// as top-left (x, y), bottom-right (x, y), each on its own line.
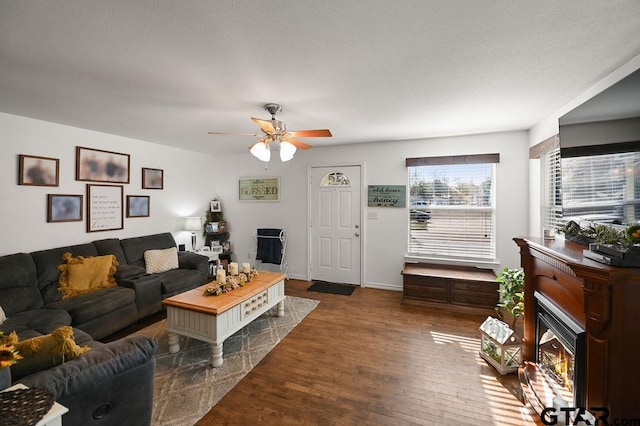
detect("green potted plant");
top-left (495, 267), bottom-right (525, 332)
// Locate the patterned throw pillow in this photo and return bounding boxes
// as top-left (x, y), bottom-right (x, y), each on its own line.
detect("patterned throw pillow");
top-left (144, 247), bottom-right (179, 274)
top-left (58, 253), bottom-right (118, 299)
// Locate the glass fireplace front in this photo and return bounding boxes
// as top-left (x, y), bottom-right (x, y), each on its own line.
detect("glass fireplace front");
top-left (535, 291), bottom-right (586, 407)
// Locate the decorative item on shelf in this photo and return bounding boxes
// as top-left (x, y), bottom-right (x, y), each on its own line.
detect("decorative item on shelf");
top-left (210, 198), bottom-right (222, 212)
top-left (183, 216), bottom-right (201, 251)
top-left (479, 316), bottom-right (522, 375)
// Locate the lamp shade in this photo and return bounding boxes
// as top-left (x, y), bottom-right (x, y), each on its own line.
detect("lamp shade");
top-left (279, 141), bottom-right (297, 162)
top-left (250, 141), bottom-right (271, 162)
top-left (184, 217), bottom-right (201, 232)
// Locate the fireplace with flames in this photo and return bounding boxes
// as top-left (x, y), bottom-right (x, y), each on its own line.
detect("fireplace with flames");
top-left (535, 290), bottom-right (585, 408)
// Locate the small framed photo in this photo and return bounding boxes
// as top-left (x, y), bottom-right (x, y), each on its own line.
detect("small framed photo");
top-left (204, 223), bottom-right (214, 233)
top-left (48, 194), bottom-right (83, 222)
top-left (210, 199), bottom-right (221, 212)
top-left (126, 195), bottom-right (150, 218)
top-left (19, 155), bottom-right (59, 186)
top-left (76, 146), bottom-right (130, 183)
top-left (142, 168), bottom-right (163, 189)
top-left (222, 241), bottom-right (231, 253)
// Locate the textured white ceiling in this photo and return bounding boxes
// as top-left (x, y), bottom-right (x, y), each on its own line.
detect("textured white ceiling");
top-left (1, 1), bottom-right (640, 155)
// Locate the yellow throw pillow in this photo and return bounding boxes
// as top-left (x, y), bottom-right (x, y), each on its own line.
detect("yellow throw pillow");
top-left (10, 326), bottom-right (91, 380)
top-left (58, 252), bottom-right (118, 299)
top-left (144, 247), bottom-right (179, 273)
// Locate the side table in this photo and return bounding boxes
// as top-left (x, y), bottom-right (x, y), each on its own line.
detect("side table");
top-left (194, 249), bottom-right (220, 275)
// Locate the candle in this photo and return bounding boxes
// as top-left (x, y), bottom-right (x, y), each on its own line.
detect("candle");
top-left (229, 262), bottom-right (239, 276)
top-left (242, 262), bottom-right (251, 274)
top-left (216, 268), bottom-right (226, 283)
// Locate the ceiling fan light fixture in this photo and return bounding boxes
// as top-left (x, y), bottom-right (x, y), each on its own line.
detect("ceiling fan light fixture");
top-left (279, 141), bottom-right (297, 162)
top-left (250, 141), bottom-right (270, 162)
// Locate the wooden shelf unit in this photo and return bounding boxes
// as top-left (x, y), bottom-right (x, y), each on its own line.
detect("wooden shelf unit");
top-left (401, 263), bottom-right (498, 315)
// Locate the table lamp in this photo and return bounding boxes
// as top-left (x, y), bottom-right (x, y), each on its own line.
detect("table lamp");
top-left (183, 216), bottom-right (201, 251)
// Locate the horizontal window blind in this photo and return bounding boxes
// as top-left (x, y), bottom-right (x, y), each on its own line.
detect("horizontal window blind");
top-left (541, 148), bottom-right (563, 231)
top-left (561, 151), bottom-right (640, 224)
top-left (408, 161), bottom-right (496, 260)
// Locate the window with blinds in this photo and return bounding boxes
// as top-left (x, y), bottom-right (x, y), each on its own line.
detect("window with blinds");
top-left (541, 148), bottom-right (563, 231)
top-left (560, 151), bottom-right (640, 224)
top-left (406, 154), bottom-right (498, 261)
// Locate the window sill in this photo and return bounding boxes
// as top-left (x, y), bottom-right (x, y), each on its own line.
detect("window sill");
top-left (404, 254), bottom-right (500, 270)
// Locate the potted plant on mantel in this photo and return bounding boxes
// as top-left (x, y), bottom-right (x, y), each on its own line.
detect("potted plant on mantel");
top-left (478, 268), bottom-right (525, 374)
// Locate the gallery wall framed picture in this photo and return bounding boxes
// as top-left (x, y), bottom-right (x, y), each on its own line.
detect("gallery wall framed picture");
top-left (126, 195), bottom-right (150, 218)
top-left (238, 177), bottom-right (280, 202)
top-left (47, 194), bottom-right (83, 222)
top-left (86, 184), bottom-right (124, 232)
top-left (142, 168), bottom-right (164, 189)
top-left (76, 146), bottom-right (130, 183)
top-left (19, 154), bottom-right (59, 186)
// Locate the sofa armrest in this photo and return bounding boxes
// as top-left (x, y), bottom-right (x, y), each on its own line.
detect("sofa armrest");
top-left (119, 274), bottom-right (162, 319)
top-left (19, 335), bottom-right (157, 426)
top-left (178, 252), bottom-right (208, 275)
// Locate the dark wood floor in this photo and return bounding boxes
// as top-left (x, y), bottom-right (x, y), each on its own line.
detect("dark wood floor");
top-left (196, 279), bottom-right (540, 426)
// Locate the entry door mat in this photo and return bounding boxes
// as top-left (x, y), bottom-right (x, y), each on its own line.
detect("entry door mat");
top-left (307, 281), bottom-right (356, 296)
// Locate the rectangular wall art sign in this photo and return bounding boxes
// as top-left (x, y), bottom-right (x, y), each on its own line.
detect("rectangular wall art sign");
top-left (238, 177), bottom-right (280, 202)
top-left (367, 185), bottom-right (406, 207)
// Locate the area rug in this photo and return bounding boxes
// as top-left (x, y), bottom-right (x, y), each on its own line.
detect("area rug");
top-left (307, 280), bottom-right (356, 295)
top-left (131, 295), bottom-right (319, 426)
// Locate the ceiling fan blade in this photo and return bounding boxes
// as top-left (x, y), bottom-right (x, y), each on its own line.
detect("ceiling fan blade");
top-left (288, 129), bottom-right (332, 138)
top-left (208, 131), bottom-right (261, 136)
top-left (284, 137), bottom-right (313, 150)
top-left (251, 117), bottom-right (275, 134)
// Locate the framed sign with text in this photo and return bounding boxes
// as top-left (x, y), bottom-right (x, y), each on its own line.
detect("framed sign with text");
top-left (238, 177), bottom-right (280, 202)
top-left (87, 184), bottom-right (124, 232)
top-left (367, 185), bottom-right (406, 207)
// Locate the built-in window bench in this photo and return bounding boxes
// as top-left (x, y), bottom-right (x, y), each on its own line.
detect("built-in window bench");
top-left (401, 263), bottom-right (498, 315)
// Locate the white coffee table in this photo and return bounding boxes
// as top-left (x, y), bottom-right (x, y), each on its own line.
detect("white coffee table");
top-left (162, 271), bottom-right (286, 367)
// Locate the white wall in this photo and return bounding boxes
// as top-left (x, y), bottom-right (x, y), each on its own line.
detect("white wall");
top-left (213, 130), bottom-right (530, 290)
top-left (0, 112), bottom-right (217, 255)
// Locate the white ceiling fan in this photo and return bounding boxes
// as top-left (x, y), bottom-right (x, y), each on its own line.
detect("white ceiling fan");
top-left (208, 103), bottom-right (332, 163)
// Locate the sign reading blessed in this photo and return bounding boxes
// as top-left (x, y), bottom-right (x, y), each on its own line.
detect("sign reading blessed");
top-left (239, 177), bottom-right (280, 202)
top-left (367, 185), bottom-right (406, 207)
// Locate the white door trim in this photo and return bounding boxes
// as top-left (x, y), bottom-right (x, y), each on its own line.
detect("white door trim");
top-left (307, 162), bottom-right (365, 287)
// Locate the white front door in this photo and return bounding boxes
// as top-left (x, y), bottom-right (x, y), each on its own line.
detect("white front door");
top-left (309, 165), bottom-right (361, 285)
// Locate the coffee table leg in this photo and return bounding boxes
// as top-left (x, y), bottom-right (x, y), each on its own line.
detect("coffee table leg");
top-left (211, 342), bottom-right (223, 367)
top-left (168, 332), bottom-right (180, 353)
top-left (277, 300), bottom-right (285, 317)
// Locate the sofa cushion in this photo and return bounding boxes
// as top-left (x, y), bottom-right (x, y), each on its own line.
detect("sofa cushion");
top-left (120, 232), bottom-right (177, 267)
top-left (92, 238), bottom-right (128, 265)
top-left (44, 286), bottom-right (135, 326)
top-left (0, 253), bottom-right (43, 316)
top-left (10, 326), bottom-right (91, 380)
top-left (157, 269), bottom-right (205, 297)
top-left (58, 253), bottom-right (118, 299)
top-left (113, 264), bottom-right (147, 280)
top-left (31, 243), bottom-right (99, 304)
top-left (0, 309), bottom-right (71, 340)
top-left (144, 247), bottom-right (178, 274)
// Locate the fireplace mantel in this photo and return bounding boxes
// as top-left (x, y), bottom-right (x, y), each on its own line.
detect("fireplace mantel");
top-left (514, 237), bottom-right (640, 419)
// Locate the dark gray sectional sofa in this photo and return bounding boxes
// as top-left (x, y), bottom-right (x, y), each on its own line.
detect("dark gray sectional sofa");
top-left (0, 232), bottom-right (209, 426)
